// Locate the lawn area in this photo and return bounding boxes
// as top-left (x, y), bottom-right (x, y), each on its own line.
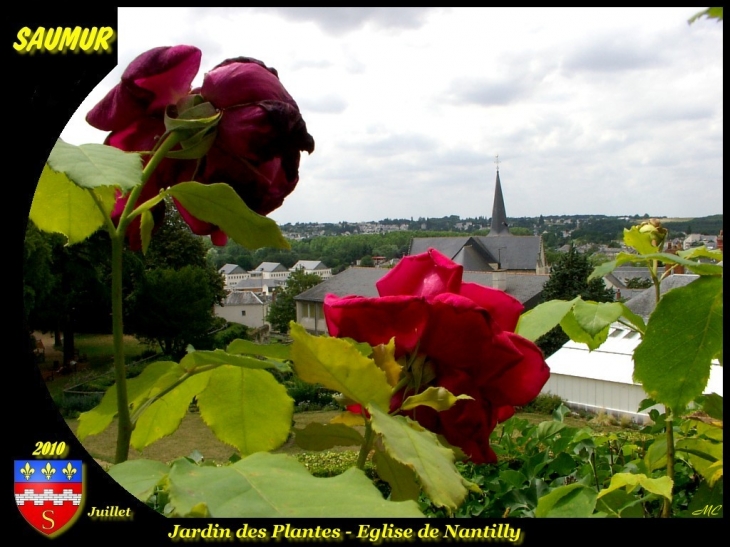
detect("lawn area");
top-left (66, 408), bottom-right (628, 469)
top-left (36, 332), bottom-right (153, 399)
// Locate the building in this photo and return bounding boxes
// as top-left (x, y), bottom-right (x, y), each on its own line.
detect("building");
top-left (294, 267), bottom-right (548, 335)
top-left (218, 263), bottom-right (248, 290)
top-left (543, 274), bottom-right (723, 423)
top-left (214, 291), bottom-right (268, 330)
top-left (408, 169), bottom-right (548, 274)
top-left (290, 260), bottom-right (332, 279)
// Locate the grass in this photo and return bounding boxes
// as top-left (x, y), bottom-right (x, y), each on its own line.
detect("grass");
top-left (66, 408), bottom-right (626, 470)
top-left (37, 332), bottom-right (153, 399)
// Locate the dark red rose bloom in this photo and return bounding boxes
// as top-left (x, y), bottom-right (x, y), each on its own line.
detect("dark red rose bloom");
top-left (324, 249), bottom-right (550, 464)
top-left (86, 47), bottom-right (314, 250)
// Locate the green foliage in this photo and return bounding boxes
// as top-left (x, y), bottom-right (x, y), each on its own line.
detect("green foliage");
top-left (110, 452), bottom-right (423, 517)
top-left (167, 182), bottom-right (289, 251)
top-left (534, 244), bottom-right (615, 356)
top-left (519, 393), bottom-right (567, 415)
top-left (211, 323), bottom-right (250, 349)
top-left (126, 266), bottom-right (224, 358)
top-left (266, 270), bottom-right (323, 333)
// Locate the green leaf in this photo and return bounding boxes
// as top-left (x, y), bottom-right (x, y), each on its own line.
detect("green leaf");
top-left (536, 420), bottom-right (566, 442)
top-left (685, 480), bottom-right (723, 518)
top-left (226, 339), bottom-right (291, 361)
top-left (589, 259), bottom-right (620, 281)
top-left (131, 372), bottom-right (212, 451)
top-left (645, 253), bottom-right (724, 276)
top-left (572, 299), bottom-right (624, 337)
top-left (289, 323), bottom-right (391, 410)
top-left (180, 348), bottom-right (284, 371)
top-left (560, 310), bottom-right (610, 350)
top-left (373, 448), bottom-right (421, 502)
top-left (535, 483), bottom-right (597, 517)
top-left (645, 435), bottom-right (668, 473)
top-left (623, 225), bottom-right (661, 255)
top-left (46, 139), bottom-right (143, 192)
top-left (30, 165), bottom-right (114, 245)
top-left (108, 459), bottom-right (170, 502)
top-left (140, 209), bottom-right (154, 255)
top-left (164, 453), bottom-right (423, 517)
top-left (677, 246), bottom-right (724, 262)
top-left (700, 393), bottom-right (723, 420)
top-left (400, 386), bottom-right (473, 412)
top-left (76, 360), bottom-right (183, 440)
top-left (294, 423), bottom-right (364, 451)
top-left (196, 365), bottom-right (293, 455)
top-left (595, 489), bottom-right (645, 518)
top-left (369, 405), bottom-right (471, 511)
top-left (597, 473), bottom-right (673, 501)
top-left (633, 276), bottom-right (723, 410)
top-left (618, 303), bottom-right (646, 334)
top-left (167, 182), bottom-right (289, 250)
top-left (516, 298), bottom-right (578, 341)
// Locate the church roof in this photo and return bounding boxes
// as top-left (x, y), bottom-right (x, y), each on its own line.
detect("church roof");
top-left (488, 170), bottom-right (510, 236)
top-left (294, 266), bottom-right (548, 310)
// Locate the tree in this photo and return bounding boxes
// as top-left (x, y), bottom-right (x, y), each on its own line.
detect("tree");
top-left (125, 266), bottom-right (223, 358)
top-left (267, 269), bottom-right (323, 333)
top-left (536, 244), bottom-right (616, 357)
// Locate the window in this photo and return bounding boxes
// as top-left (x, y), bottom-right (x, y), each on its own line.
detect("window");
top-left (241, 310), bottom-right (247, 316)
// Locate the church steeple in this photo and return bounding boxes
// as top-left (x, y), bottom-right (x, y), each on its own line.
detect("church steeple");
top-left (488, 157), bottom-right (510, 236)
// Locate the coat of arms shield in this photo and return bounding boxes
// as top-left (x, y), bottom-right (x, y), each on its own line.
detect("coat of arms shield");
top-left (14, 460), bottom-right (84, 537)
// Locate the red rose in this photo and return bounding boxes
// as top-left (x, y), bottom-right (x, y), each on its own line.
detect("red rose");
top-left (324, 248), bottom-right (550, 464)
top-left (86, 47), bottom-right (314, 250)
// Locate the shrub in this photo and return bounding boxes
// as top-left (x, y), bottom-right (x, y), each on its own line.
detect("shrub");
top-left (212, 323), bottom-right (250, 349)
top-left (285, 375), bottom-right (341, 412)
top-left (54, 393), bottom-right (103, 418)
top-left (518, 392), bottom-right (566, 415)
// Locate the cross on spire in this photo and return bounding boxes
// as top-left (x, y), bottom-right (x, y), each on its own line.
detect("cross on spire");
top-left (494, 154), bottom-right (500, 172)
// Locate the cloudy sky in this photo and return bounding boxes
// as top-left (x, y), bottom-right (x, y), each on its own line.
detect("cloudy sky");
top-left (60, 8), bottom-right (723, 225)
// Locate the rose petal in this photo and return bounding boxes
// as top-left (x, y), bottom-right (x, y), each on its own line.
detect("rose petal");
top-left (377, 248), bottom-right (463, 298)
top-left (323, 294), bottom-right (428, 356)
top-left (87, 45), bottom-right (201, 131)
top-left (459, 282), bottom-right (524, 332)
top-left (481, 333), bottom-right (550, 407)
top-left (202, 58), bottom-right (294, 109)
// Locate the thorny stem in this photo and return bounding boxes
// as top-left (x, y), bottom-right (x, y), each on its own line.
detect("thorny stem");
top-left (662, 408), bottom-right (676, 518)
top-left (357, 419), bottom-right (374, 471)
top-left (111, 131), bottom-right (184, 463)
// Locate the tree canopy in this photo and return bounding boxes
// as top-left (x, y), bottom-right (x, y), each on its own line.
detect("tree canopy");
top-left (266, 269), bottom-right (323, 333)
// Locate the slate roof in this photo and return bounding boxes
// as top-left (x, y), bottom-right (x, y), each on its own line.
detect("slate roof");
top-left (223, 292), bottom-right (264, 306)
top-left (623, 274), bottom-right (699, 318)
top-left (408, 235), bottom-right (543, 271)
top-left (219, 263), bottom-right (245, 275)
top-left (295, 267), bottom-right (548, 310)
top-left (252, 262), bottom-right (288, 272)
top-left (489, 171), bottom-right (510, 236)
top-left (233, 278), bottom-right (287, 290)
top-left (291, 260), bottom-right (329, 270)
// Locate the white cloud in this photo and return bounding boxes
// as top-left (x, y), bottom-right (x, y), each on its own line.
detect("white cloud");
top-left (61, 7), bottom-right (723, 223)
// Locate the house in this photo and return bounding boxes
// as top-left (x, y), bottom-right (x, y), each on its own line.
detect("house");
top-left (290, 260), bottom-right (332, 279)
top-left (543, 274), bottom-right (723, 423)
top-left (250, 262), bottom-right (290, 280)
top-left (230, 277), bottom-right (286, 296)
top-left (407, 169), bottom-right (548, 274)
top-left (294, 266), bottom-right (549, 334)
top-left (218, 263), bottom-right (248, 290)
top-left (214, 291), bottom-right (268, 330)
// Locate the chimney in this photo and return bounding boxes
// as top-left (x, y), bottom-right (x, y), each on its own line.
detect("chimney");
top-left (492, 271), bottom-right (507, 291)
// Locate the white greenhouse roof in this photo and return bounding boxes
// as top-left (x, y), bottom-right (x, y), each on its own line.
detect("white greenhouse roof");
top-left (546, 324), bottom-right (723, 396)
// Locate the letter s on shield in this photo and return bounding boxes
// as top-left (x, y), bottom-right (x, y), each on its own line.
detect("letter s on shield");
top-left (15, 460), bottom-right (84, 537)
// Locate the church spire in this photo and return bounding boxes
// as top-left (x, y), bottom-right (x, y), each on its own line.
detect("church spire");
top-left (488, 156), bottom-right (510, 236)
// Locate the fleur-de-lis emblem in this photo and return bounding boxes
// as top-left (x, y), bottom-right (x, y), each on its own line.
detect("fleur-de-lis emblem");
top-left (41, 462), bottom-right (56, 480)
top-left (20, 462), bottom-right (35, 480)
top-left (62, 462), bottom-right (77, 480)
